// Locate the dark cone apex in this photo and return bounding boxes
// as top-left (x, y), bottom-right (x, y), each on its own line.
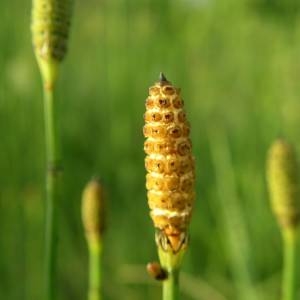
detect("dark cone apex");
top-left (159, 72), bottom-right (168, 83)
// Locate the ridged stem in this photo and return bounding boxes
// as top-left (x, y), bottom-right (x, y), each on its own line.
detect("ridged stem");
top-left (282, 228), bottom-right (298, 300)
top-left (43, 84), bottom-right (61, 300)
top-left (88, 241), bottom-right (102, 300)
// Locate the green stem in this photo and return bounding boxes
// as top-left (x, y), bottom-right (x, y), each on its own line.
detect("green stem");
top-left (282, 228), bottom-right (298, 300)
top-left (162, 268), bottom-right (179, 300)
top-left (158, 243), bottom-right (184, 300)
top-left (88, 241), bottom-right (102, 300)
top-left (43, 85), bottom-right (61, 300)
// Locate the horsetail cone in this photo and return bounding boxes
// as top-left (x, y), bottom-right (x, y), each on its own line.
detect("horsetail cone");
top-left (143, 73), bottom-right (196, 253)
top-left (31, 0), bottom-right (73, 86)
top-left (267, 139), bottom-right (300, 229)
top-left (82, 179), bottom-right (105, 243)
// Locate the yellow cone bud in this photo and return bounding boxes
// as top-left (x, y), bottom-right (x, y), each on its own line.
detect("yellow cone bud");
top-left (31, 0), bottom-right (73, 86)
top-left (82, 178), bottom-right (105, 243)
top-left (267, 139), bottom-right (300, 229)
top-left (143, 73), bottom-right (196, 252)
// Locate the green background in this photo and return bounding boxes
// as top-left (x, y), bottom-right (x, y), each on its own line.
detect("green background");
top-left (1, 0), bottom-right (300, 299)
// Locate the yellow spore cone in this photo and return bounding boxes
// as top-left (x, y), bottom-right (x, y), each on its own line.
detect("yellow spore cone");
top-left (143, 73), bottom-right (196, 253)
top-left (82, 178), bottom-right (105, 244)
top-left (267, 138), bottom-right (300, 229)
top-left (31, 0), bottom-right (73, 87)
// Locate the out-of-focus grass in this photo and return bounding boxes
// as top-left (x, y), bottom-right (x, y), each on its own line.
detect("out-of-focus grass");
top-left (1, 0), bottom-right (300, 299)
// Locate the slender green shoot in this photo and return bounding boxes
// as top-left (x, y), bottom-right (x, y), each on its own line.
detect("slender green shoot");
top-left (282, 228), bottom-right (298, 300)
top-left (162, 268), bottom-right (179, 300)
top-left (88, 241), bottom-right (102, 300)
top-left (209, 129), bottom-right (259, 300)
top-left (43, 80), bottom-right (61, 300)
top-left (82, 179), bottom-right (105, 300)
top-left (31, 1), bottom-right (73, 298)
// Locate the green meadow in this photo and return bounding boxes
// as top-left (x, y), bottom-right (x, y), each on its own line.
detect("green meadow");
top-left (1, 0), bottom-right (300, 299)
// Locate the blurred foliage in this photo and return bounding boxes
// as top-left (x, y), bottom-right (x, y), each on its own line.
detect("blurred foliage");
top-left (1, 0), bottom-right (300, 299)
top-left (251, 0), bottom-right (300, 19)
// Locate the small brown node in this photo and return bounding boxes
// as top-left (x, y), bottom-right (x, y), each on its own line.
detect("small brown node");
top-left (182, 124), bottom-right (190, 137)
top-left (151, 112), bottom-right (162, 122)
top-left (153, 178), bottom-right (164, 190)
top-left (168, 125), bottom-right (182, 139)
top-left (170, 193), bottom-right (187, 210)
top-left (151, 126), bottom-right (166, 138)
top-left (179, 159), bottom-right (192, 175)
top-left (172, 97), bottom-right (183, 109)
top-left (153, 160), bottom-right (165, 173)
top-left (146, 97), bottom-right (156, 109)
top-left (162, 85), bottom-right (176, 95)
top-left (162, 111), bottom-right (174, 123)
top-left (177, 111), bottom-right (186, 123)
top-left (164, 176), bottom-right (180, 191)
top-left (158, 98), bottom-right (171, 108)
top-left (144, 111), bottom-right (162, 122)
top-left (180, 178), bottom-right (194, 193)
top-left (153, 141), bottom-right (176, 155)
top-left (164, 141), bottom-right (176, 154)
top-left (146, 174), bottom-right (164, 191)
top-left (153, 142), bottom-right (166, 154)
top-left (165, 157), bottom-right (179, 174)
top-left (148, 192), bottom-right (166, 209)
top-left (178, 141), bottom-right (191, 156)
top-left (145, 158), bottom-right (164, 173)
top-left (149, 87), bottom-right (160, 96)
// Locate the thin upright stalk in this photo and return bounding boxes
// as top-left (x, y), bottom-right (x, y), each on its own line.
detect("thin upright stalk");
top-left (282, 228), bottom-right (298, 300)
top-left (88, 241), bottom-right (102, 300)
top-left (209, 129), bottom-right (259, 300)
top-left (162, 268), bottom-right (179, 300)
top-left (158, 246), bottom-right (184, 300)
top-left (43, 84), bottom-right (61, 300)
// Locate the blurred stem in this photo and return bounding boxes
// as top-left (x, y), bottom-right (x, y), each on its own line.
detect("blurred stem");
top-left (209, 129), bottom-right (259, 300)
top-left (88, 241), bottom-right (102, 300)
top-left (282, 228), bottom-right (298, 300)
top-left (43, 84), bottom-right (61, 300)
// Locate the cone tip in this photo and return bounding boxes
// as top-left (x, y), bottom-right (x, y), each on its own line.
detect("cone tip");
top-left (159, 72), bottom-right (168, 82)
